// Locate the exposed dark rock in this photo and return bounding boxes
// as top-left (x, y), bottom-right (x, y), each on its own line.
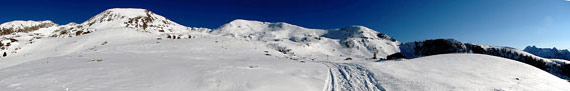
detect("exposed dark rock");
top-left (387, 53), bottom-right (406, 60)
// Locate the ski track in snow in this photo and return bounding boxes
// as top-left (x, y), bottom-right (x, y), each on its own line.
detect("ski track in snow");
top-left (321, 62), bottom-right (385, 91)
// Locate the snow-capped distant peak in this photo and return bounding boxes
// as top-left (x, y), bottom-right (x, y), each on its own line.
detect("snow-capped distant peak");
top-left (0, 20), bottom-right (56, 29)
top-left (524, 46), bottom-right (570, 60)
top-left (0, 20), bottom-right (58, 35)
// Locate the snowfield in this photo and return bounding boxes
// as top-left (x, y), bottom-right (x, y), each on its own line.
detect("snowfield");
top-left (368, 54), bottom-right (570, 91)
top-left (1, 8), bottom-right (569, 91)
top-left (0, 33), bottom-right (329, 91)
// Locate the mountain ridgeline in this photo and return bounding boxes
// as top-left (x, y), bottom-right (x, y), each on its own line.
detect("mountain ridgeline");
top-left (524, 46), bottom-right (570, 61)
top-left (0, 8), bottom-right (399, 61)
top-left (0, 8), bottom-right (569, 81)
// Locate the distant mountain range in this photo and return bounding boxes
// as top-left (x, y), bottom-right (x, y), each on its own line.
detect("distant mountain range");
top-left (524, 46), bottom-right (570, 61)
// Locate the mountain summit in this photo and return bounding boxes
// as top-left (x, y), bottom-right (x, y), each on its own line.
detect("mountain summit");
top-left (83, 8), bottom-right (194, 34)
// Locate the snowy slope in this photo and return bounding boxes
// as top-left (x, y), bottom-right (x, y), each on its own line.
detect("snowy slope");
top-left (1, 8), bottom-right (569, 91)
top-left (0, 35), bottom-right (329, 91)
top-left (400, 39), bottom-right (570, 80)
top-left (368, 54), bottom-right (570, 91)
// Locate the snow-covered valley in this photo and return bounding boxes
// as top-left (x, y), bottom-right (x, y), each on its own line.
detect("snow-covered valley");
top-left (0, 8), bottom-right (569, 91)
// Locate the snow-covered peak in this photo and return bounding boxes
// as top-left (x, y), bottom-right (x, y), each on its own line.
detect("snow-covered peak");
top-left (81, 8), bottom-right (200, 34)
top-left (324, 25), bottom-right (396, 41)
top-left (213, 19), bottom-right (400, 59)
top-left (215, 19), bottom-right (312, 37)
top-left (0, 20), bottom-right (56, 30)
top-left (524, 46), bottom-right (570, 60)
top-left (0, 20), bottom-right (58, 35)
top-left (83, 8), bottom-right (167, 26)
top-left (220, 19), bottom-right (302, 30)
top-left (103, 8), bottom-right (150, 18)
top-left (226, 19), bottom-right (265, 25)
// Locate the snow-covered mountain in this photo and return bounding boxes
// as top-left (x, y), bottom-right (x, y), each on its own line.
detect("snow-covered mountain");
top-left (524, 46), bottom-right (570, 61)
top-left (212, 19), bottom-right (400, 60)
top-left (0, 8), bottom-right (569, 91)
top-left (0, 8), bottom-right (398, 60)
top-left (399, 39), bottom-right (570, 80)
top-left (0, 20), bottom-right (57, 36)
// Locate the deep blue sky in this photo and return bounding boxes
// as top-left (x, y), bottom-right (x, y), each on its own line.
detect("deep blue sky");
top-left (1, 0), bottom-right (569, 49)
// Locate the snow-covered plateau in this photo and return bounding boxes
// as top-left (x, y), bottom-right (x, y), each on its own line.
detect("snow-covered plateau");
top-left (0, 8), bottom-right (569, 91)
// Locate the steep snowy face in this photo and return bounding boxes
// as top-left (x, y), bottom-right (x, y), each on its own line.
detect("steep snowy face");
top-left (0, 20), bottom-right (57, 35)
top-left (524, 46), bottom-right (570, 60)
top-left (400, 39), bottom-right (570, 80)
top-left (82, 8), bottom-right (201, 34)
top-left (213, 19), bottom-right (400, 59)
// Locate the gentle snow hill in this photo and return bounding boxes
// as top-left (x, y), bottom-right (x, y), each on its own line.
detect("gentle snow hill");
top-left (0, 36), bottom-right (329, 91)
top-left (400, 39), bottom-right (570, 80)
top-left (368, 54), bottom-right (570, 91)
